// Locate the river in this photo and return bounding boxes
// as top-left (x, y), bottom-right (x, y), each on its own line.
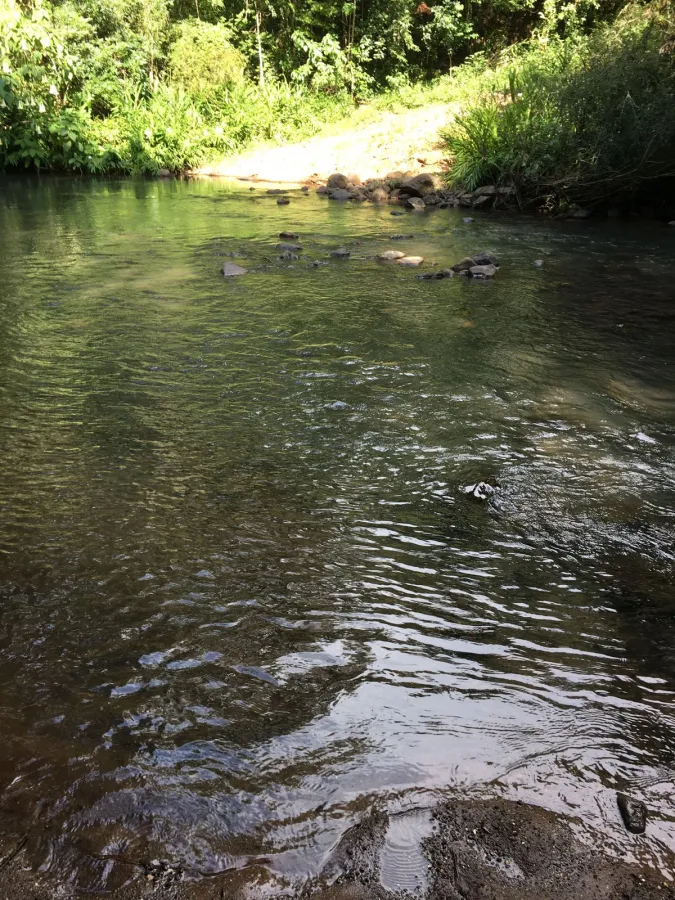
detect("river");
top-left (0, 176), bottom-right (674, 894)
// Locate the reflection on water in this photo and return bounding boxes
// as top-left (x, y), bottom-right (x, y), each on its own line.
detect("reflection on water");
top-left (0, 175), bottom-right (674, 892)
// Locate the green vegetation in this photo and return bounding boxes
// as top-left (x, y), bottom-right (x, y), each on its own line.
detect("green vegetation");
top-left (443, 2), bottom-right (675, 209)
top-left (1, 0), bottom-right (674, 210)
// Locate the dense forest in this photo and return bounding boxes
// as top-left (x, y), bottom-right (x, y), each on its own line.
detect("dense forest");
top-left (1, 0), bottom-right (674, 208)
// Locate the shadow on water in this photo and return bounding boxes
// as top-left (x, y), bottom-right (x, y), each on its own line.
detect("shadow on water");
top-left (0, 174), bottom-right (675, 892)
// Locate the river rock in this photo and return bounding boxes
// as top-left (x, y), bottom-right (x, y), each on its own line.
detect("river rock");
top-left (391, 233), bottom-right (414, 240)
top-left (222, 262), bottom-right (247, 277)
top-left (472, 250), bottom-right (499, 267)
top-left (617, 793), bottom-right (647, 834)
top-left (157, 168), bottom-right (171, 177)
top-left (390, 210), bottom-right (404, 216)
top-left (316, 186), bottom-right (328, 195)
top-left (463, 216), bottom-right (474, 223)
top-left (279, 251), bottom-right (298, 260)
top-left (279, 231), bottom-right (299, 239)
top-left (464, 481), bottom-right (495, 500)
top-left (418, 269), bottom-right (454, 280)
top-left (347, 173), bottom-right (362, 186)
top-left (533, 259), bottom-right (544, 267)
top-left (331, 247), bottom-right (350, 258)
top-left (470, 264), bottom-right (497, 278)
top-left (405, 197), bottom-right (426, 211)
top-left (276, 242), bottom-right (302, 251)
top-left (452, 256), bottom-right (476, 273)
top-left (371, 187), bottom-right (389, 203)
top-left (277, 197), bottom-right (290, 205)
top-left (570, 207), bottom-right (592, 219)
top-left (349, 189), bottom-right (367, 201)
top-left (400, 173), bottom-right (435, 198)
top-left (397, 256), bottom-right (424, 266)
top-left (378, 250), bottom-right (406, 261)
top-left (327, 173), bottom-right (349, 190)
top-left (329, 188), bottom-right (351, 202)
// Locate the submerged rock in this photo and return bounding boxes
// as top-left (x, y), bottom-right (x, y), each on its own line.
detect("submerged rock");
top-left (390, 210), bottom-right (404, 216)
top-left (418, 269), bottom-right (454, 280)
top-left (533, 259), bottom-right (544, 267)
top-left (617, 793), bottom-right (647, 834)
top-left (371, 186), bottom-right (389, 203)
top-left (391, 233), bottom-right (414, 240)
top-left (276, 197), bottom-right (290, 205)
top-left (463, 216), bottom-right (474, 223)
top-left (279, 231), bottom-right (299, 239)
top-left (222, 262), bottom-right (247, 277)
top-left (329, 188), bottom-right (351, 202)
top-left (331, 247), bottom-right (350, 258)
top-left (378, 250), bottom-right (406, 261)
top-left (276, 242), bottom-right (302, 251)
top-left (279, 251), bottom-right (298, 260)
top-left (397, 256), bottom-right (424, 266)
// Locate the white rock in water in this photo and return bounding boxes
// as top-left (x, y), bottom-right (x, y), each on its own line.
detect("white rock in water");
top-left (632, 431), bottom-right (657, 444)
top-left (222, 262), bottom-right (248, 277)
top-left (533, 259), bottom-right (544, 267)
top-left (464, 481), bottom-right (495, 500)
top-left (397, 256), bottom-right (424, 266)
top-left (331, 247), bottom-right (350, 258)
top-left (379, 250), bottom-right (406, 260)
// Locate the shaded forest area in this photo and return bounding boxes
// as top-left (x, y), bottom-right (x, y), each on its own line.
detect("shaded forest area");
top-left (0, 0), bottom-right (674, 210)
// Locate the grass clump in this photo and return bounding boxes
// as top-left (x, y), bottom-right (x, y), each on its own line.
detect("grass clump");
top-left (442, 6), bottom-right (675, 210)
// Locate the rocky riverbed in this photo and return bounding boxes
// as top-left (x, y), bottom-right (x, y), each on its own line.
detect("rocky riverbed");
top-left (3, 798), bottom-right (673, 899)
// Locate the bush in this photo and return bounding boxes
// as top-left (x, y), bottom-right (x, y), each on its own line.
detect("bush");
top-left (168, 20), bottom-right (245, 97)
top-left (442, 10), bottom-right (675, 208)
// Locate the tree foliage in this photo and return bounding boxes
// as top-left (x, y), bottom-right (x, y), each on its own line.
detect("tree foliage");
top-left (0, 0), bottom-right (673, 178)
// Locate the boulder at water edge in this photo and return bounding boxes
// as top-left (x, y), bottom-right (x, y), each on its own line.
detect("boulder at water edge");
top-left (327, 173), bottom-right (349, 190)
top-left (397, 256), bottom-right (424, 266)
top-left (404, 197), bottom-right (426, 211)
top-left (378, 250), bottom-right (406, 261)
top-left (617, 793), bottom-right (647, 834)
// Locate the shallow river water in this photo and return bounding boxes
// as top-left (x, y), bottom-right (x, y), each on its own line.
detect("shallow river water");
top-left (1, 176), bottom-right (675, 893)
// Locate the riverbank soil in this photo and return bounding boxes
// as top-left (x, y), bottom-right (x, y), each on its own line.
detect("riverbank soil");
top-left (195, 103), bottom-right (456, 183)
top-left (2, 799), bottom-right (673, 899)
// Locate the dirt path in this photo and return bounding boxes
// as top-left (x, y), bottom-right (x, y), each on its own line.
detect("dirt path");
top-left (195, 102), bottom-right (457, 184)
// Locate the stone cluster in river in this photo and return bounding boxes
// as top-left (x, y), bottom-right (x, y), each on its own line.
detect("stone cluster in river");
top-left (220, 229), bottom-right (499, 281)
top-left (316, 171), bottom-right (516, 210)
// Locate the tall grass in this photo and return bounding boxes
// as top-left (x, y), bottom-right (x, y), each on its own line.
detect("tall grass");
top-left (442, 7), bottom-right (675, 209)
